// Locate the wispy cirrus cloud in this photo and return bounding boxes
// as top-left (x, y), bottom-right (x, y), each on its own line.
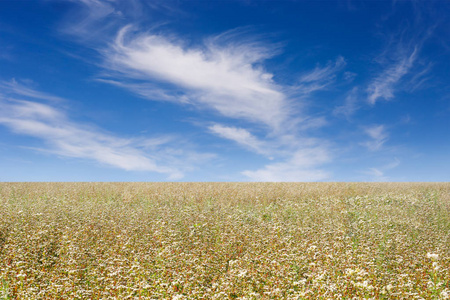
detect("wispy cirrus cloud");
top-left (62, 0), bottom-right (117, 40)
top-left (95, 78), bottom-right (191, 103)
top-left (242, 146), bottom-right (331, 182)
top-left (298, 56), bottom-right (346, 83)
top-left (62, 0), bottom-right (167, 40)
top-left (208, 124), bottom-right (269, 156)
top-left (367, 47), bottom-right (418, 105)
top-left (0, 81), bottom-right (213, 179)
top-left (362, 157), bottom-right (400, 181)
top-left (294, 56), bottom-right (346, 95)
top-left (208, 121), bottom-right (332, 181)
top-left (406, 62), bottom-right (434, 92)
top-left (362, 124), bottom-right (389, 151)
top-left (0, 79), bottom-right (67, 102)
top-left (333, 87), bottom-right (360, 119)
top-left (366, 1), bottom-right (437, 106)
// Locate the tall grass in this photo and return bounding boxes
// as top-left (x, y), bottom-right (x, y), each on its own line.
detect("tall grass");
top-left (0, 182), bottom-right (449, 299)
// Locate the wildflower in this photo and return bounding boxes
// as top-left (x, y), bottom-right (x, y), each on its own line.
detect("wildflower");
top-left (237, 269), bottom-right (247, 277)
top-left (228, 260), bottom-right (238, 267)
top-left (426, 253), bottom-right (439, 260)
top-left (356, 281), bottom-right (374, 290)
top-left (432, 261), bottom-right (440, 271)
top-left (293, 279), bottom-right (307, 286)
top-left (346, 268), bottom-right (356, 276)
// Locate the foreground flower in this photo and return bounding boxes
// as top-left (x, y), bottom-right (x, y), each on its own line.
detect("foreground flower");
top-left (426, 253), bottom-right (439, 260)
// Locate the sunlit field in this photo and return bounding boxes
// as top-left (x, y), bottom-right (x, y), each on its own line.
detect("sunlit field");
top-left (0, 183), bottom-right (449, 299)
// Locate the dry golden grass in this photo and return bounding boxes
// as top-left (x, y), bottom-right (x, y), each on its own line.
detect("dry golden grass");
top-left (0, 182), bottom-right (449, 299)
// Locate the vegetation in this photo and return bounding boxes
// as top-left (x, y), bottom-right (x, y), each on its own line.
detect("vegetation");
top-left (0, 182), bottom-right (449, 299)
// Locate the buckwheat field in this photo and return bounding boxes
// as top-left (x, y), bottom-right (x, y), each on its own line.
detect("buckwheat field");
top-left (0, 183), bottom-right (449, 299)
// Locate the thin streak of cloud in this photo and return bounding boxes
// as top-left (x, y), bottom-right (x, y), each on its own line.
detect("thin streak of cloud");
top-left (208, 124), bottom-right (268, 156)
top-left (362, 124), bottom-right (389, 151)
top-left (242, 147), bottom-right (331, 182)
top-left (362, 157), bottom-right (400, 181)
top-left (299, 56), bottom-right (346, 83)
top-left (293, 56), bottom-right (346, 95)
top-left (343, 71), bottom-right (357, 82)
top-left (0, 79), bottom-right (67, 102)
top-left (333, 87), bottom-right (360, 119)
top-left (62, 0), bottom-right (117, 39)
top-left (367, 1), bottom-right (437, 106)
top-left (96, 78), bottom-right (191, 103)
top-left (61, 0), bottom-right (187, 43)
top-left (367, 47), bottom-right (418, 105)
top-left (0, 84), bottom-right (213, 179)
top-left (407, 62), bottom-right (433, 92)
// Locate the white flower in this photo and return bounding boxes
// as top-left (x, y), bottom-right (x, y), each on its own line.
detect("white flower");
top-left (293, 279), bottom-right (307, 286)
top-left (346, 268), bottom-right (356, 276)
top-left (237, 269), bottom-right (247, 277)
top-left (432, 261), bottom-right (440, 271)
top-left (355, 281), bottom-right (374, 290)
top-left (426, 253), bottom-right (439, 260)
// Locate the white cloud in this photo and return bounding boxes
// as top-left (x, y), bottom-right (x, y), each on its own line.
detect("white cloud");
top-left (367, 47), bottom-right (418, 105)
top-left (362, 158), bottom-right (400, 181)
top-left (366, 0), bottom-right (437, 106)
top-left (293, 56), bottom-right (346, 95)
top-left (343, 71), bottom-right (357, 82)
top-left (242, 147), bottom-right (331, 182)
top-left (62, 0), bottom-right (117, 39)
top-left (406, 62), bottom-right (433, 92)
top-left (0, 83), bottom-right (213, 179)
top-left (299, 56), bottom-right (346, 83)
top-left (384, 157), bottom-right (400, 170)
top-left (0, 79), bottom-right (66, 102)
top-left (209, 122), bottom-right (333, 180)
top-left (366, 168), bottom-right (384, 178)
top-left (362, 125), bottom-right (389, 151)
top-left (209, 124), bottom-right (268, 155)
top-left (96, 79), bottom-right (191, 103)
top-left (333, 87), bottom-right (360, 118)
top-left (62, 0), bottom-right (182, 40)
top-left (102, 26), bottom-right (289, 130)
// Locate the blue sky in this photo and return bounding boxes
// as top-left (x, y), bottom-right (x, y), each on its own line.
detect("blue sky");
top-left (0, 0), bottom-right (449, 181)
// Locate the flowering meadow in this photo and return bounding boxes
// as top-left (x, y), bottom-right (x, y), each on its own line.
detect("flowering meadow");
top-left (0, 182), bottom-right (449, 299)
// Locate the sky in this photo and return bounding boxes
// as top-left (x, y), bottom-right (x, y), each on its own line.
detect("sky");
top-left (0, 0), bottom-right (449, 182)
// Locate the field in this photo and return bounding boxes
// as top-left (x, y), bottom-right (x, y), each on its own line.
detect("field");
top-left (0, 182), bottom-right (449, 299)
